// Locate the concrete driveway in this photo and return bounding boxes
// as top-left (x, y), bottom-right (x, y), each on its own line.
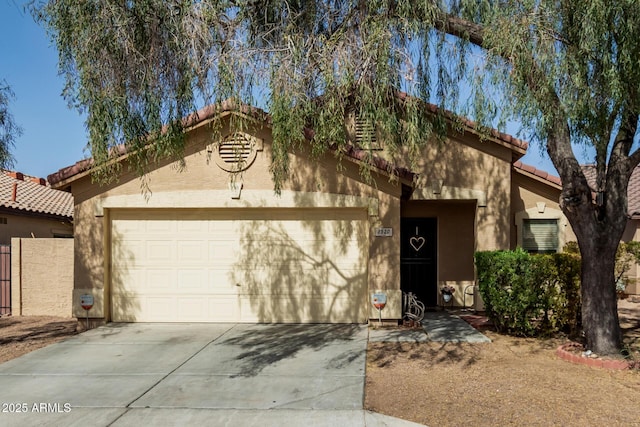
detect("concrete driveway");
top-left (0, 323), bottom-right (423, 426)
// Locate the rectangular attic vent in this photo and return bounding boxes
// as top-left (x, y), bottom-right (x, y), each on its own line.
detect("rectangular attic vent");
top-left (350, 112), bottom-right (382, 150)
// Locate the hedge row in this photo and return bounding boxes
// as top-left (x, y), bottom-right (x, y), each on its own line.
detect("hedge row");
top-left (475, 248), bottom-right (581, 337)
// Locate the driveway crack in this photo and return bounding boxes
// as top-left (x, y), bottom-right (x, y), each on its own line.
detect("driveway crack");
top-left (106, 324), bottom-right (238, 426)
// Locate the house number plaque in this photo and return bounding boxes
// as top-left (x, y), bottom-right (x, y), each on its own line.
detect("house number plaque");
top-left (374, 227), bottom-right (393, 237)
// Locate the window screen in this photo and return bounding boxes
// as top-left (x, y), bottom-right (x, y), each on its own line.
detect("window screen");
top-left (522, 219), bottom-right (559, 253)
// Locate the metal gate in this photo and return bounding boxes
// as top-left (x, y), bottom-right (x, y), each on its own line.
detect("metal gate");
top-left (0, 244), bottom-right (10, 316)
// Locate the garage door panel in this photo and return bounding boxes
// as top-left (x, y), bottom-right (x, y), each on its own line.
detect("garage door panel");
top-left (234, 268), bottom-right (367, 303)
top-left (147, 219), bottom-right (177, 233)
top-left (112, 218), bottom-right (146, 234)
top-left (208, 223), bottom-right (242, 238)
top-left (175, 296), bottom-right (241, 321)
top-left (236, 267), bottom-right (329, 296)
top-left (146, 240), bottom-right (175, 263)
top-left (112, 268), bottom-right (145, 291)
top-left (176, 269), bottom-right (210, 290)
top-left (326, 269), bottom-right (367, 285)
top-left (207, 296), bottom-right (239, 321)
top-left (176, 220), bottom-right (207, 233)
top-left (207, 269), bottom-right (241, 291)
top-left (208, 242), bottom-right (240, 263)
top-left (111, 291), bottom-right (145, 322)
top-left (146, 269), bottom-right (177, 291)
top-left (238, 294), bottom-right (366, 323)
top-left (177, 241), bottom-right (208, 263)
top-left (145, 297), bottom-right (176, 322)
top-left (177, 298), bottom-right (208, 321)
top-left (239, 248), bottom-right (363, 271)
top-left (112, 239), bottom-right (144, 264)
top-left (111, 209), bottom-right (368, 323)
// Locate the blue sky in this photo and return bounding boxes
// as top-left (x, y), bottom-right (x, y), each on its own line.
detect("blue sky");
top-left (1, 0), bottom-right (560, 181)
top-left (1, 0), bottom-right (88, 179)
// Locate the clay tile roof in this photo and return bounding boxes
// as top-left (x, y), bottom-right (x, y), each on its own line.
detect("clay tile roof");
top-left (513, 161), bottom-right (562, 187)
top-left (340, 144), bottom-right (415, 182)
top-left (0, 171), bottom-right (73, 219)
top-left (516, 161), bottom-right (640, 218)
top-left (628, 168), bottom-right (640, 218)
top-left (582, 165), bottom-right (640, 219)
top-left (48, 97), bottom-right (527, 186)
top-left (48, 100), bottom-right (272, 186)
top-left (398, 91), bottom-right (529, 152)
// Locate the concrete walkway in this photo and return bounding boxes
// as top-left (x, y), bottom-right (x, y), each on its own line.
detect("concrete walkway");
top-left (368, 310), bottom-right (491, 343)
top-left (0, 323), bottom-right (425, 427)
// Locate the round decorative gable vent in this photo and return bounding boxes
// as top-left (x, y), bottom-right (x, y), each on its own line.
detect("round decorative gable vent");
top-left (213, 132), bottom-right (261, 172)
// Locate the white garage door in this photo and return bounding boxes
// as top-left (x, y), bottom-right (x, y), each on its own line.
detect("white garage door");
top-left (110, 208), bottom-right (368, 323)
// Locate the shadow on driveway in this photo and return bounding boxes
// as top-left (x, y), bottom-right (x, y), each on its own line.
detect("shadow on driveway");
top-left (221, 324), bottom-right (366, 377)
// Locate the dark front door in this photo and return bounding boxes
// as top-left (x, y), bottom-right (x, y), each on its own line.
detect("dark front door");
top-left (401, 218), bottom-right (437, 308)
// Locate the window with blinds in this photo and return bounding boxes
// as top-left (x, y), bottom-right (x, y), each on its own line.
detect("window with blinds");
top-left (522, 219), bottom-right (559, 253)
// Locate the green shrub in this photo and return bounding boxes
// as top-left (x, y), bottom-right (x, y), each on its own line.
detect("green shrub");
top-left (475, 248), bottom-right (581, 337)
top-left (552, 252), bottom-right (581, 336)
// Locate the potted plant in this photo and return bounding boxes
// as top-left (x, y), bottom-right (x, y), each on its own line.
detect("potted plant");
top-left (440, 285), bottom-right (456, 303)
top-left (616, 279), bottom-right (627, 299)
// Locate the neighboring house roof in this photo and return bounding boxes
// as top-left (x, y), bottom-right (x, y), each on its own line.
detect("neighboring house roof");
top-left (582, 165), bottom-right (640, 219)
top-left (47, 98), bottom-right (529, 187)
top-left (626, 168), bottom-right (640, 218)
top-left (516, 161), bottom-right (640, 220)
top-left (0, 171), bottom-right (73, 219)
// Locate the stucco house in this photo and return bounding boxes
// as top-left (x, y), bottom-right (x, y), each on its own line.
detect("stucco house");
top-left (0, 170), bottom-right (73, 244)
top-left (47, 99), bottom-right (598, 324)
top-left (0, 170), bottom-right (73, 316)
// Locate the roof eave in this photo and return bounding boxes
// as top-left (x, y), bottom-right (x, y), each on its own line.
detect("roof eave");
top-left (513, 162), bottom-right (563, 190)
top-left (48, 102), bottom-right (271, 187)
top-left (48, 97), bottom-right (529, 187)
top-left (0, 206), bottom-right (73, 222)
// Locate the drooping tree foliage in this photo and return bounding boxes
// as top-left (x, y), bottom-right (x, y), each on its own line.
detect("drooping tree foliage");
top-left (33, 0), bottom-right (640, 354)
top-left (0, 81), bottom-right (20, 168)
top-left (31, 0), bottom-right (462, 185)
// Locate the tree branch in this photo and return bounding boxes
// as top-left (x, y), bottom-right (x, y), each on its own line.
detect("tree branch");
top-left (610, 110), bottom-right (638, 160)
top-left (628, 147), bottom-right (640, 170)
top-left (435, 15), bottom-right (485, 47)
top-left (435, 13), bottom-right (578, 175)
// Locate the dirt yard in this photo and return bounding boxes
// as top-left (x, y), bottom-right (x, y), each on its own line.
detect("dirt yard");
top-left (0, 316), bottom-right (78, 364)
top-left (365, 298), bottom-right (640, 427)
top-left (1, 302), bottom-right (639, 426)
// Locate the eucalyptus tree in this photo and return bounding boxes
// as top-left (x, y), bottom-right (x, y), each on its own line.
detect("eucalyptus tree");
top-left (0, 82), bottom-right (19, 168)
top-left (33, 0), bottom-right (640, 354)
